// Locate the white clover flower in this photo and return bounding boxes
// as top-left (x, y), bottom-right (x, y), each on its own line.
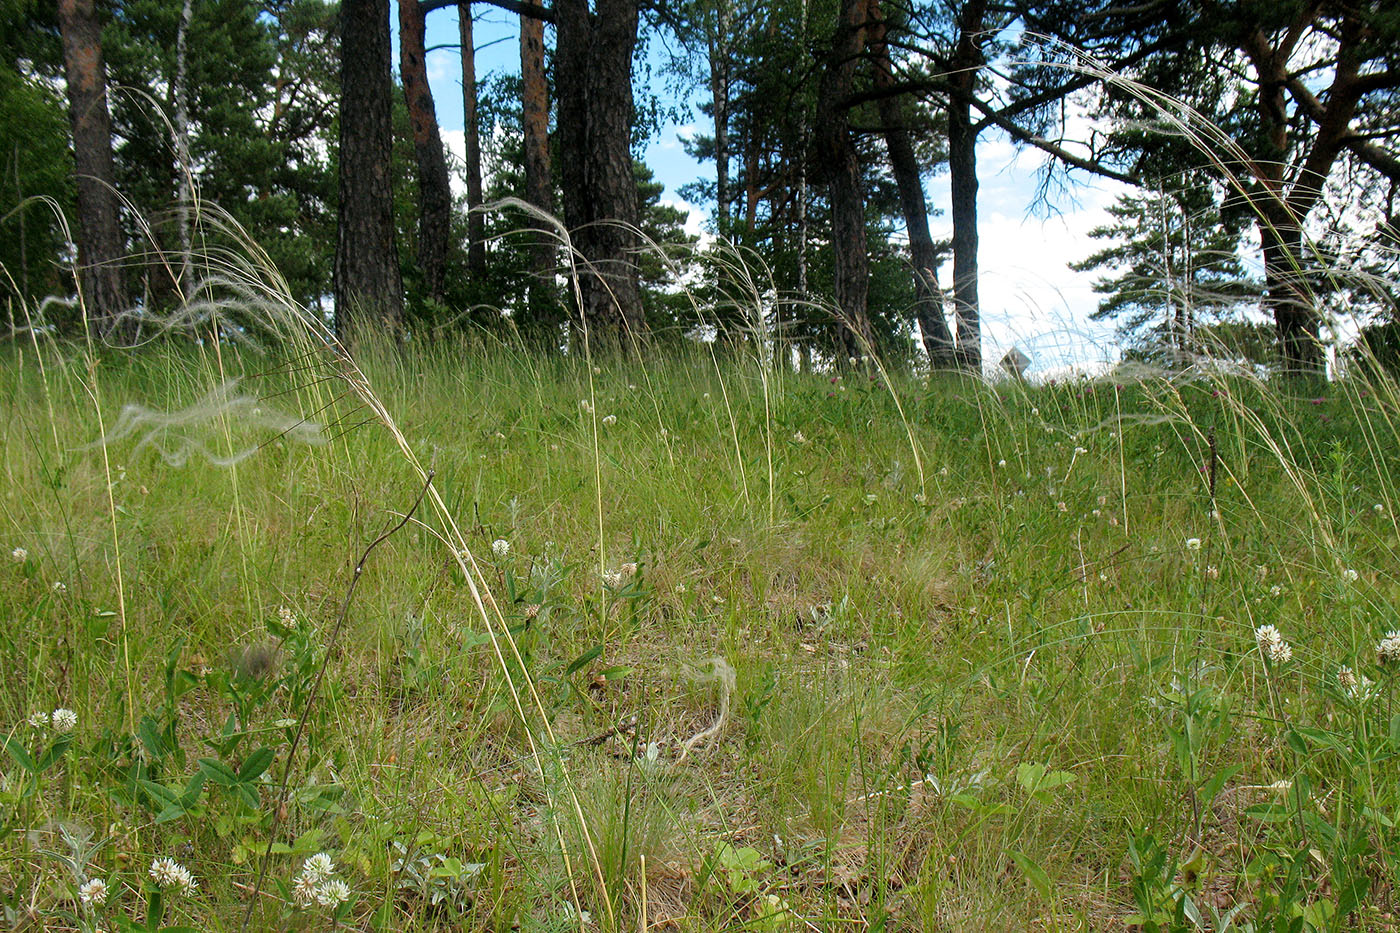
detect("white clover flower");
top-left (1269, 584), bottom-right (1282, 596)
top-left (1056, 501), bottom-right (1067, 512)
top-left (301, 852), bottom-right (335, 884)
top-left (149, 857), bottom-right (197, 896)
top-left (50, 708), bottom-right (77, 732)
top-left (914, 493), bottom-right (927, 504)
top-left (491, 539), bottom-right (510, 559)
top-left (1074, 446), bottom-right (1088, 455)
top-left (997, 459), bottom-right (1007, 468)
top-left (619, 562), bottom-right (637, 577)
top-left (78, 878), bottom-right (108, 907)
top-left (278, 606), bottom-right (296, 626)
top-left (939, 466), bottom-right (949, 476)
top-left (1342, 568), bottom-right (1359, 582)
top-left (315, 878), bottom-right (351, 908)
top-left (1185, 538), bottom-right (1202, 551)
top-left (1205, 565), bottom-right (1219, 580)
top-left (865, 493), bottom-right (878, 503)
top-left (10, 547), bottom-right (26, 563)
top-left (1255, 625), bottom-right (1292, 664)
top-left (674, 582), bottom-right (686, 594)
top-left (291, 871), bottom-right (319, 906)
top-left (601, 414), bottom-right (617, 426)
top-left (27, 711), bottom-right (48, 729)
top-left (1091, 509), bottom-right (1101, 517)
top-left (1338, 667), bottom-right (1378, 701)
top-left (1374, 503), bottom-right (1385, 513)
top-left (1377, 630), bottom-right (1400, 665)
top-left (602, 570), bottom-right (623, 587)
top-left (52, 581), bottom-right (66, 593)
top-left (791, 431), bottom-right (806, 443)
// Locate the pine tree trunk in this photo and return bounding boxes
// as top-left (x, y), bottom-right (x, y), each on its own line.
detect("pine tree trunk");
top-left (173, 0), bottom-right (193, 292)
top-left (335, 0), bottom-right (403, 339)
top-left (948, 0), bottom-right (985, 373)
top-left (708, 1), bottom-right (731, 234)
top-left (399, 0), bottom-right (452, 303)
top-left (459, 1), bottom-right (486, 276)
top-left (57, 0), bottom-right (126, 332)
top-left (554, 0), bottom-right (644, 345)
top-left (869, 0), bottom-right (954, 368)
top-left (519, 9), bottom-right (559, 341)
top-left (815, 0), bottom-right (874, 361)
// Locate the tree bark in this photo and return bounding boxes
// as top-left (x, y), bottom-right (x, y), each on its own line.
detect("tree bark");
top-left (708, 0), bottom-right (731, 234)
top-left (519, 8), bottom-right (559, 338)
top-left (399, 0), bottom-right (452, 304)
top-left (947, 0), bottom-right (985, 373)
top-left (460, 1), bottom-right (486, 276)
top-left (173, 0), bottom-right (194, 291)
top-left (57, 0), bottom-right (126, 331)
top-left (335, 0), bottom-right (403, 338)
top-left (554, 0), bottom-right (644, 344)
top-left (815, 0), bottom-right (874, 360)
top-left (869, 0), bottom-right (955, 368)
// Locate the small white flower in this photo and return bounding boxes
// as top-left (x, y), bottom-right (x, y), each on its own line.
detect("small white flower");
top-left (1030, 408), bottom-right (1039, 417)
top-left (491, 539), bottom-right (510, 559)
top-left (1338, 667), bottom-right (1378, 702)
top-left (674, 582), bottom-right (686, 594)
top-left (10, 547), bottom-right (26, 563)
top-left (1091, 509), bottom-right (1101, 517)
top-left (1374, 503), bottom-right (1385, 513)
top-left (1254, 625), bottom-right (1292, 665)
top-left (1205, 565), bottom-right (1219, 580)
top-left (1376, 630), bottom-right (1400, 665)
top-left (602, 414), bottom-right (617, 426)
top-left (1342, 568), bottom-right (1359, 582)
top-left (78, 877), bottom-right (108, 907)
top-left (1185, 538), bottom-right (1202, 552)
top-left (52, 581), bottom-right (66, 593)
top-left (27, 711), bottom-right (48, 729)
top-left (1074, 446), bottom-right (1088, 455)
top-left (1056, 501), bottom-right (1067, 512)
top-left (315, 878), bottom-right (350, 907)
top-left (619, 562), bottom-right (637, 576)
top-left (997, 459), bottom-right (1007, 468)
top-left (579, 398), bottom-right (593, 414)
top-left (149, 857), bottom-right (197, 896)
top-left (914, 493), bottom-right (927, 504)
top-left (50, 708), bottom-right (77, 732)
top-left (292, 871), bottom-right (319, 906)
top-left (301, 852), bottom-right (335, 884)
top-left (278, 606), bottom-right (295, 626)
top-left (1256, 565), bottom-right (1269, 579)
top-left (1269, 584), bottom-right (1282, 597)
top-left (939, 466), bottom-right (949, 476)
top-left (792, 431), bottom-right (806, 443)
top-left (865, 493), bottom-right (878, 503)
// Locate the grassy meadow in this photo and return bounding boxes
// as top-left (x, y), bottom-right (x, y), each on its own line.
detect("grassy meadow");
top-left (3, 325), bottom-right (1400, 931)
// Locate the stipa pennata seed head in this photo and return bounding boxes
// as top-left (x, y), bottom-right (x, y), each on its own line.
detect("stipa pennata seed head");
top-left (50, 708), bottom-right (77, 732)
top-left (149, 857), bottom-right (197, 896)
top-left (78, 878), bottom-right (108, 907)
top-left (1254, 625), bottom-right (1292, 665)
top-left (491, 539), bottom-right (510, 559)
top-left (1376, 630), bottom-right (1400, 665)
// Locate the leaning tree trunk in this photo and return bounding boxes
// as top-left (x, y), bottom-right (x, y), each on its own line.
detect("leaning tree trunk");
top-left (519, 8), bottom-right (559, 340)
top-left (335, 0), bottom-right (403, 339)
top-left (399, 0), bottom-right (452, 304)
top-left (815, 0), bottom-right (874, 361)
top-left (554, 0), bottom-right (644, 345)
top-left (870, 0), bottom-right (955, 368)
top-left (57, 0), bottom-right (126, 333)
top-left (459, 1), bottom-right (486, 276)
top-left (947, 0), bottom-right (986, 373)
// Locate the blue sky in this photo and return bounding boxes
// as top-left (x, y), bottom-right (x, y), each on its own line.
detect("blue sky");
top-left (408, 4), bottom-right (1126, 374)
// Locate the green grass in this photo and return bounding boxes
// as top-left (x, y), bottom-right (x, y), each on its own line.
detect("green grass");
top-left (2, 331), bottom-right (1399, 931)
